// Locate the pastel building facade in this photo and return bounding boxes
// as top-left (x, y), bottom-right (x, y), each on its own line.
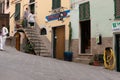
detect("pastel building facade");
top-left (9, 0), bottom-right (70, 59)
top-left (70, 0), bottom-right (114, 60)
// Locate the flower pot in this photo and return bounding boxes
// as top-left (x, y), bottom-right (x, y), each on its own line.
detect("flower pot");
top-left (93, 61), bottom-right (100, 66)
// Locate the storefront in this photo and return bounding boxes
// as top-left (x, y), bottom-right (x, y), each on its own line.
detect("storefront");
top-left (45, 10), bottom-right (70, 59)
top-left (112, 21), bottom-right (120, 72)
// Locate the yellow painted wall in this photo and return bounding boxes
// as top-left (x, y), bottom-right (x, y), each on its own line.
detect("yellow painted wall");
top-left (9, 0), bottom-right (70, 42)
top-left (35, 0), bottom-right (70, 41)
top-left (10, 0), bottom-right (16, 36)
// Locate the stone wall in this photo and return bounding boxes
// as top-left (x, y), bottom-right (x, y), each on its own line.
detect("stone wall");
top-left (70, 37), bottom-right (113, 58)
top-left (6, 36), bottom-right (16, 47)
top-left (91, 37), bottom-right (113, 55)
top-left (71, 39), bottom-right (79, 58)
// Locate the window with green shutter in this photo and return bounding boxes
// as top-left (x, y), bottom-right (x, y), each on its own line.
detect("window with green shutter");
top-left (114, 0), bottom-right (120, 19)
top-left (79, 2), bottom-right (90, 21)
top-left (52, 0), bottom-right (61, 9)
top-left (0, 3), bottom-right (2, 13)
top-left (29, 0), bottom-right (35, 14)
top-left (30, 0), bottom-right (35, 3)
top-left (15, 3), bottom-right (20, 21)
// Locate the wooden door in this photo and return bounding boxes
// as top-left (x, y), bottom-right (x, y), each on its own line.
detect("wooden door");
top-left (55, 26), bottom-right (65, 59)
top-left (15, 32), bottom-right (20, 51)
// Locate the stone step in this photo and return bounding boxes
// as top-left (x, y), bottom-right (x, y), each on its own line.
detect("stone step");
top-left (73, 58), bottom-right (91, 64)
top-left (23, 28), bottom-right (50, 56)
top-left (40, 53), bottom-right (51, 57)
top-left (73, 54), bottom-right (93, 64)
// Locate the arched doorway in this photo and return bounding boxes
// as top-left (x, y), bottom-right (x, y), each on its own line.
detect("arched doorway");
top-left (14, 32), bottom-right (21, 51)
top-left (40, 28), bottom-right (47, 35)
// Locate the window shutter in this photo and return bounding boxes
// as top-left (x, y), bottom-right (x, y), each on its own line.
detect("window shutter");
top-left (79, 2), bottom-right (90, 21)
top-left (115, 0), bottom-right (120, 19)
top-left (30, 0), bottom-right (35, 3)
top-left (15, 3), bottom-right (20, 20)
top-left (52, 0), bottom-right (61, 9)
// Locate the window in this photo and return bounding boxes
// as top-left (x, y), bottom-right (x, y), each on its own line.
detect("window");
top-left (114, 0), bottom-right (120, 19)
top-left (0, 3), bottom-right (2, 13)
top-left (40, 28), bottom-right (47, 35)
top-left (52, 0), bottom-right (61, 9)
top-left (6, 0), bottom-right (9, 9)
top-left (29, 0), bottom-right (35, 14)
top-left (79, 2), bottom-right (90, 21)
top-left (29, 0), bottom-right (35, 3)
top-left (15, 3), bottom-right (20, 20)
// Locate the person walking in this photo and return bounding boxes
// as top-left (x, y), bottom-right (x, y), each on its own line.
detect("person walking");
top-left (0, 24), bottom-right (8, 51)
top-left (22, 8), bottom-right (29, 28)
top-left (28, 11), bottom-right (35, 28)
top-left (0, 28), bottom-right (2, 50)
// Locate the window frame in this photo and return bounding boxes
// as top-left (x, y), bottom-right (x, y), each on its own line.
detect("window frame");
top-left (79, 2), bottom-right (90, 21)
top-left (114, 0), bottom-right (120, 19)
top-left (52, 0), bottom-right (61, 9)
top-left (14, 3), bottom-right (21, 21)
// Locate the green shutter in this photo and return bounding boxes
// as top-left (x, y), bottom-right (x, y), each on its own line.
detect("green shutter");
top-left (79, 2), bottom-right (90, 21)
top-left (114, 0), bottom-right (120, 19)
top-left (15, 3), bottom-right (20, 20)
top-left (30, 0), bottom-right (35, 3)
top-left (52, 0), bottom-right (61, 9)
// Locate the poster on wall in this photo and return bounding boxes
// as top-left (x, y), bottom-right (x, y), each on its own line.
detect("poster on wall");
top-left (112, 21), bottom-right (120, 32)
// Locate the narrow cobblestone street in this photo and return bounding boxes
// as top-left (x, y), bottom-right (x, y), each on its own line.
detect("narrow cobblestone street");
top-left (0, 46), bottom-right (120, 80)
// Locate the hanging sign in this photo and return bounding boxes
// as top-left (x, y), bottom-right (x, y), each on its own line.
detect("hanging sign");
top-left (45, 10), bottom-right (70, 22)
top-left (112, 21), bottom-right (120, 32)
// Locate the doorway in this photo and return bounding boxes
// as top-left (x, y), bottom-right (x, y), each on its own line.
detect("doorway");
top-left (14, 32), bottom-right (21, 51)
top-left (80, 20), bottom-right (91, 53)
top-left (115, 34), bottom-right (120, 72)
top-left (52, 26), bottom-right (65, 59)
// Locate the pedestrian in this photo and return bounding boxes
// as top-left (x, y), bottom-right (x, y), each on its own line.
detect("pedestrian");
top-left (0, 24), bottom-right (8, 51)
top-left (22, 8), bottom-right (29, 28)
top-left (0, 27), bottom-right (2, 50)
top-left (28, 11), bottom-right (35, 28)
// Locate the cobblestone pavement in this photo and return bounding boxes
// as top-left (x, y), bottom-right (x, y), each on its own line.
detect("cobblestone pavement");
top-left (0, 46), bottom-right (120, 80)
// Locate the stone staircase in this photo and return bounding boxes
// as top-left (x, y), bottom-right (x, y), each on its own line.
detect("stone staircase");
top-left (73, 54), bottom-right (93, 64)
top-left (23, 28), bottom-right (51, 57)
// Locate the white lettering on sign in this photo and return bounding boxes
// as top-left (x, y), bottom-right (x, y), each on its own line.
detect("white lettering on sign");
top-left (112, 22), bottom-right (120, 32)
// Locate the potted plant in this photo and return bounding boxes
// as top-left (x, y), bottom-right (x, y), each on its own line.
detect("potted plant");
top-left (64, 22), bottom-right (73, 61)
top-left (93, 54), bottom-right (100, 66)
top-left (24, 41), bottom-right (34, 54)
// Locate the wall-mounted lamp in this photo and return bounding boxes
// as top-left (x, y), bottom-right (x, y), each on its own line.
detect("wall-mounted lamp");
top-left (96, 34), bottom-right (102, 45)
top-left (58, 12), bottom-right (64, 22)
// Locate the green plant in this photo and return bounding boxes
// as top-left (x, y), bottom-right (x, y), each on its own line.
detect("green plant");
top-left (89, 54), bottom-right (99, 65)
top-left (68, 22), bottom-right (72, 51)
top-left (94, 54), bottom-right (99, 61)
top-left (24, 42), bottom-right (34, 53)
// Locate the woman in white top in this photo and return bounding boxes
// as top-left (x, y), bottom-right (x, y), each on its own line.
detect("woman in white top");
top-left (0, 28), bottom-right (2, 50)
top-left (0, 24), bottom-right (8, 51)
top-left (28, 11), bottom-right (35, 28)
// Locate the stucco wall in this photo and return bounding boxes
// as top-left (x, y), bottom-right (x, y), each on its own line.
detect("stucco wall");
top-left (90, 0), bottom-right (114, 38)
top-left (70, 0), bottom-right (114, 55)
top-left (71, 0), bottom-right (114, 38)
top-left (10, 0), bottom-right (29, 36)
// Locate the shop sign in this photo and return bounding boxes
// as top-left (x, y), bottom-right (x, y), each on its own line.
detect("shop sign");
top-left (112, 22), bottom-right (120, 31)
top-left (45, 10), bottom-right (70, 22)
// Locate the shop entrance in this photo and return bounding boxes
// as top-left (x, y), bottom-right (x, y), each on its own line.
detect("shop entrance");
top-left (80, 20), bottom-right (91, 53)
top-left (115, 34), bottom-right (120, 72)
top-left (52, 26), bottom-right (65, 59)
